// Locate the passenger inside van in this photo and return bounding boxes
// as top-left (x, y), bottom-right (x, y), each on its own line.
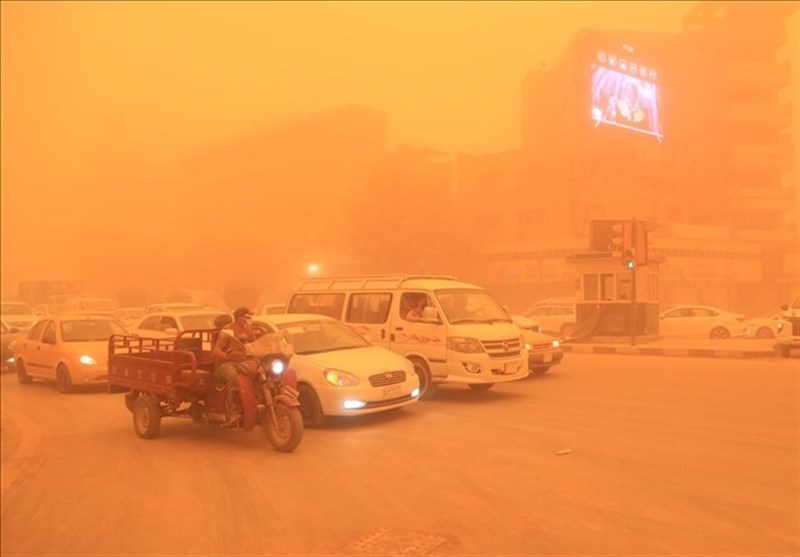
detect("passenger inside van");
top-left (401, 293), bottom-right (426, 322)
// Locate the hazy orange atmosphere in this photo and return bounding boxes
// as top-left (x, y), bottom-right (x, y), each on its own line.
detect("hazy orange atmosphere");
top-left (11, 0), bottom-right (792, 305)
top-left (2, 3), bottom-right (800, 556)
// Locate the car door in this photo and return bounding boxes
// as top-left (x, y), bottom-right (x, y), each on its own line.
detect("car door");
top-left (389, 291), bottom-right (446, 376)
top-left (20, 320), bottom-right (49, 377)
top-left (659, 307), bottom-right (689, 337)
top-left (343, 292), bottom-right (392, 348)
top-left (39, 320), bottom-right (60, 378)
top-left (687, 307), bottom-right (715, 337)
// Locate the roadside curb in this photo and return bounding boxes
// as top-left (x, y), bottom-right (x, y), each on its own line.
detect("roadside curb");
top-left (561, 344), bottom-right (791, 359)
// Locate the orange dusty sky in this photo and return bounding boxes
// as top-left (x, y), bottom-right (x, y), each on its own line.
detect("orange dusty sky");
top-left (1, 1), bottom-right (797, 298)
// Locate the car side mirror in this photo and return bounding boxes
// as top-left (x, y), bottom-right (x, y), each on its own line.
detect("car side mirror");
top-left (42, 335), bottom-right (56, 345)
top-left (422, 306), bottom-right (441, 323)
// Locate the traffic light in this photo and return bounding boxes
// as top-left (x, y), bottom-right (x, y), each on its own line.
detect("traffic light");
top-left (634, 219), bottom-right (648, 266)
top-left (610, 221), bottom-right (633, 260)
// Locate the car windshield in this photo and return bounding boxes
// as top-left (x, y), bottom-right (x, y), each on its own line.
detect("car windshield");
top-left (276, 320), bottom-right (369, 355)
top-left (1, 303), bottom-right (34, 315)
top-left (435, 289), bottom-right (511, 324)
top-left (60, 319), bottom-right (127, 342)
top-left (179, 313), bottom-right (219, 330)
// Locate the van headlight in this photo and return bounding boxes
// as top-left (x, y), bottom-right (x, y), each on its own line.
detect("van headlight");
top-left (447, 337), bottom-right (484, 353)
top-left (325, 369), bottom-right (360, 387)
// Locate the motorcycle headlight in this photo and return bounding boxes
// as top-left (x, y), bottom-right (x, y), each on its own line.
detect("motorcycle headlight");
top-left (325, 369), bottom-right (360, 387)
top-left (269, 358), bottom-right (286, 375)
top-left (79, 355), bottom-right (98, 365)
top-left (446, 337), bottom-right (484, 353)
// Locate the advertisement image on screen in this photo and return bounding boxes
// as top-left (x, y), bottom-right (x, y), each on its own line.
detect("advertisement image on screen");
top-left (591, 63), bottom-right (663, 140)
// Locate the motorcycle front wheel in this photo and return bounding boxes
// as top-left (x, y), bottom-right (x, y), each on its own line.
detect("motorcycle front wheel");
top-left (264, 402), bottom-right (304, 452)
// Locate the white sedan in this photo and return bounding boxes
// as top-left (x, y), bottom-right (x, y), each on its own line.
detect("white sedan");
top-left (658, 305), bottom-right (746, 339)
top-left (254, 313), bottom-right (420, 428)
top-left (13, 314), bottom-right (128, 392)
top-left (740, 312), bottom-right (791, 339)
top-left (129, 310), bottom-right (224, 339)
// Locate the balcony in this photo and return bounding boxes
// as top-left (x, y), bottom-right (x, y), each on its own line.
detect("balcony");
top-left (726, 144), bottom-right (793, 170)
top-left (721, 101), bottom-right (792, 130)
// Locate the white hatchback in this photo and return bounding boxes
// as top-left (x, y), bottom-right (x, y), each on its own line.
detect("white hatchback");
top-left (254, 313), bottom-right (420, 428)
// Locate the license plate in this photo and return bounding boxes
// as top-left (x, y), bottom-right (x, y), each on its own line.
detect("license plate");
top-left (542, 353), bottom-right (552, 363)
top-left (504, 362), bottom-right (517, 374)
top-left (382, 384), bottom-right (402, 399)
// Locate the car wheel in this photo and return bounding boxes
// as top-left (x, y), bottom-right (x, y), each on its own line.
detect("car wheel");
top-left (467, 383), bottom-right (495, 391)
top-left (409, 357), bottom-right (437, 400)
top-left (560, 324), bottom-right (576, 339)
top-left (297, 383), bottom-right (326, 428)
top-left (709, 327), bottom-right (730, 340)
top-left (755, 327), bottom-right (774, 339)
top-left (16, 360), bottom-right (32, 384)
top-left (56, 364), bottom-right (73, 393)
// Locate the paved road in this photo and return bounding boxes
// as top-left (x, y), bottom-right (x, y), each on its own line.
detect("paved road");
top-left (1, 355), bottom-right (798, 556)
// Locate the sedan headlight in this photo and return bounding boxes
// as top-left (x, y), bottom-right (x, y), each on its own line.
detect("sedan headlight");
top-left (551, 339), bottom-right (560, 348)
top-left (79, 355), bottom-right (98, 365)
top-left (524, 343), bottom-right (532, 351)
top-left (446, 337), bottom-right (484, 353)
top-left (324, 369), bottom-right (360, 387)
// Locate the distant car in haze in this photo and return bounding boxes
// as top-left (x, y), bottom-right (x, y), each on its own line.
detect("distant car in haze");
top-left (658, 305), bottom-right (746, 339)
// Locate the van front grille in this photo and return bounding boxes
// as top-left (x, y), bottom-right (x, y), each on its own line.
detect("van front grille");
top-left (482, 338), bottom-right (521, 359)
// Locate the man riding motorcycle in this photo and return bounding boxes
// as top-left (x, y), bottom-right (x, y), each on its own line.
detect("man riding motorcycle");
top-left (211, 306), bottom-right (257, 425)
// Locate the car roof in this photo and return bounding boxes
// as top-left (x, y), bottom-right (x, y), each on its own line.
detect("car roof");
top-left (52, 314), bottom-right (118, 322)
top-left (254, 313), bottom-right (335, 326)
top-left (143, 309), bottom-right (221, 317)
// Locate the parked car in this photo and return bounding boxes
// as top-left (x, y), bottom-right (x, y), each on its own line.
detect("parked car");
top-left (253, 313), bottom-right (420, 428)
top-left (1, 300), bottom-right (38, 332)
top-left (13, 314), bottom-right (128, 392)
top-left (1, 319), bottom-right (20, 371)
top-left (129, 309), bottom-right (224, 339)
top-left (740, 311), bottom-right (791, 339)
top-left (511, 315), bottom-right (563, 374)
top-left (658, 305), bottom-right (746, 339)
top-left (523, 298), bottom-right (577, 339)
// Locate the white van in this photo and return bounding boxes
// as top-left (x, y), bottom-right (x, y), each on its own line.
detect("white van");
top-left (286, 275), bottom-right (529, 399)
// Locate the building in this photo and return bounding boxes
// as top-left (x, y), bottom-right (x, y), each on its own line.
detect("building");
top-left (457, 1), bottom-right (798, 315)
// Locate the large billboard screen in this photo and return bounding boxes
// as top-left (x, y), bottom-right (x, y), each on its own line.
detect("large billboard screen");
top-left (590, 50), bottom-right (663, 140)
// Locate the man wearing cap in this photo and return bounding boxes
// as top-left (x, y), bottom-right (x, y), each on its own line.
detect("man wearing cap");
top-left (211, 307), bottom-right (257, 425)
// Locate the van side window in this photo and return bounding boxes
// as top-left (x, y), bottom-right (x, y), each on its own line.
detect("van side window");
top-left (346, 293), bottom-right (392, 324)
top-left (288, 293), bottom-right (345, 320)
top-left (400, 292), bottom-right (430, 322)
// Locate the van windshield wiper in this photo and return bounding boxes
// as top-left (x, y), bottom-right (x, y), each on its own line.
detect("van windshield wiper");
top-left (450, 318), bottom-right (485, 324)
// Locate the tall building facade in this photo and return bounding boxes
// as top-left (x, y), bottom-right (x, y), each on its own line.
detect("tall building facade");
top-left (457, 2), bottom-right (798, 315)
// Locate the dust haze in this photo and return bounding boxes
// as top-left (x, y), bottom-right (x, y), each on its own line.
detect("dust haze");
top-left (1, 1), bottom-right (798, 313)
